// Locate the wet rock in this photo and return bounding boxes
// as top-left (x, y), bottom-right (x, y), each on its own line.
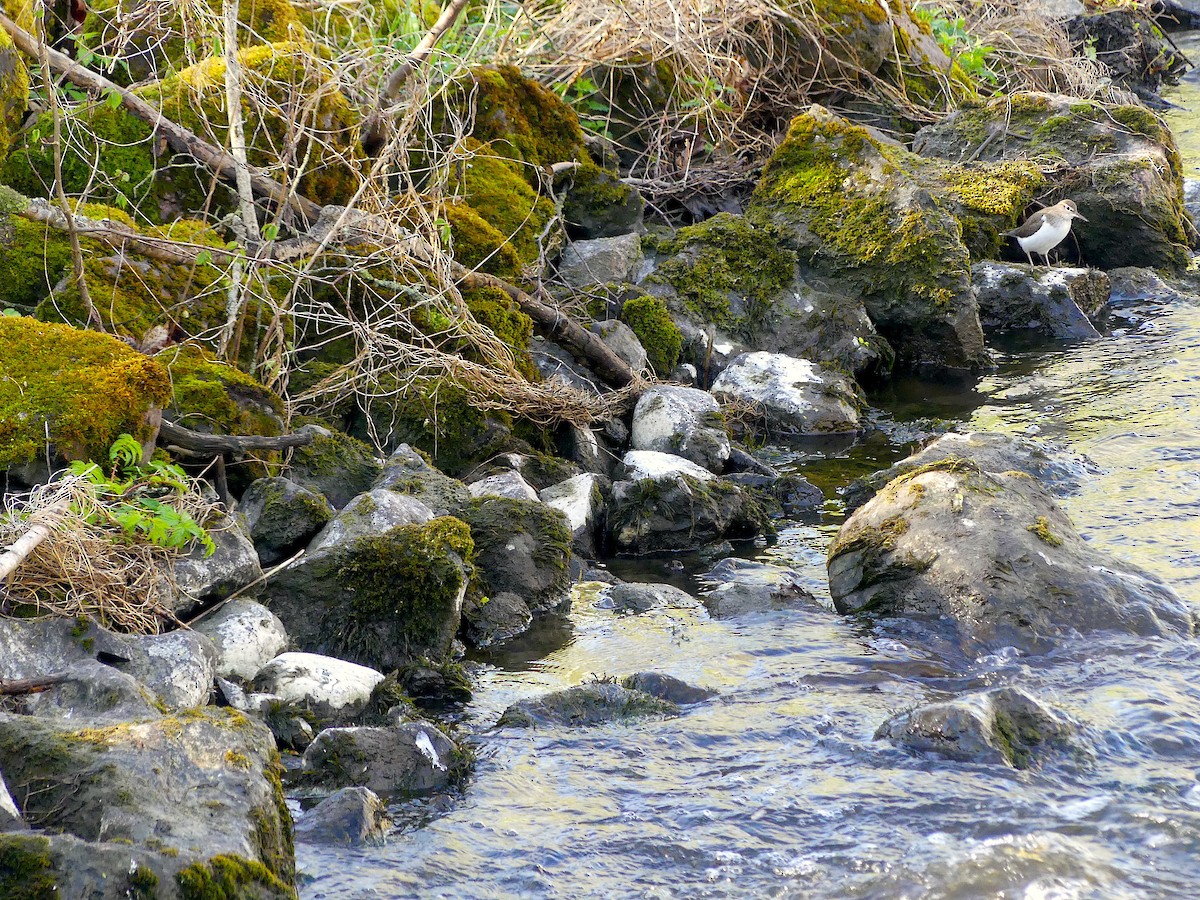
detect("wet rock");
top-left (828, 458), bottom-right (1194, 654)
top-left (844, 431), bottom-right (1100, 513)
top-left (609, 452), bottom-right (765, 553)
top-left (726, 471), bottom-right (825, 518)
top-left (456, 497), bottom-right (573, 616)
top-left (621, 672), bottom-right (717, 705)
top-left (0, 708), bottom-right (293, 883)
top-left (497, 681), bottom-right (680, 727)
top-left (395, 659), bottom-right (472, 708)
top-left (252, 652), bottom-right (385, 722)
top-left (592, 318), bottom-right (649, 373)
top-left (914, 92), bottom-right (1193, 271)
top-left (558, 233), bottom-right (643, 287)
top-left (309, 488), bottom-right (434, 552)
top-left (631, 385), bottom-right (731, 473)
top-left (373, 443), bottom-right (471, 515)
top-left (972, 262), bottom-right (1109, 340)
top-left (257, 515), bottom-right (472, 670)
top-left (461, 590), bottom-right (534, 648)
top-left (171, 511), bottom-right (262, 618)
top-left (539, 473), bottom-right (604, 557)
top-left (711, 351), bottom-right (861, 436)
top-left (19, 659), bottom-right (161, 724)
top-left (295, 786), bottom-right (391, 846)
top-left (878, 687), bottom-right (1074, 769)
top-left (287, 426), bottom-right (382, 510)
top-left (193, 598), bottom-right (289, 682)
top-left (700, 558), bottom-right (816, 618)
top-left (119, 629), bottom-right (217, 710)
top-left (239, 476), bottom-right (334, 565)
top-left (467, 470), bottom-right (540, 503)
top-left (301, 723), bottom-right (463, 795)
top-left (600, 582), bottom-right (701, 614)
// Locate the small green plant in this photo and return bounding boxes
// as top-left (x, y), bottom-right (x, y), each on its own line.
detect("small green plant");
top-left (552, 76), bottom-right (613, 138)
top-left (68, 435), bottom-right (215, 556)
top-left (913, 5), bottom-right (998, 83)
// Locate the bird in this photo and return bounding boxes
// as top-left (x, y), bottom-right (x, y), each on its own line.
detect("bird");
top-left (1003, 199), bottom-right (1088, 268)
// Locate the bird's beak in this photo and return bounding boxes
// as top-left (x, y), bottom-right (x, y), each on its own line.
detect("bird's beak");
top-left (1074, 212), bottom-right (1089, 222)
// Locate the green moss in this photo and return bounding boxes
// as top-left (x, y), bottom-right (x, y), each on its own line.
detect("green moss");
top-left (458, 496), bottom-right (572, 603)
top-left (444, 200), bottom-right (524, 280)
top-left (156, 344), bottom-right (283, 437)
top-left (1026, 515), bottom-right (1063, 547)
top-left (0, 317), bottom-right (170, 468)
top-left (647, 213), bottom-right (795, 335)
top-left (829, 513), bottom-right (909, 558)
top-left (389, 385), bottom-right (519, 476)
top-left (931, 158), bottom-right (1046, 258)
top-left (127, 864), bottom-right (159, 896)
top-left (335, 516), bottom-right (474, 657)
top-left (138, 41), bottom-right (362, 206)
top-left (621, 294), bottom-right (682, 375)
top-left (462, 283), bottom-right (537, 379)
top-left (177, 853), bottom-right (295, 900)
top-left (0, 835), bottom-right (57, 900)
top-left (0, 26), bottom-right (29, 168)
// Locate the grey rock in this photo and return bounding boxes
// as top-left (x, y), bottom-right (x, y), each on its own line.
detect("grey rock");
top-left (620, 448), bottom-right (716, 482)
top-left (700, 558), bottom-right (816, 618)
top-left (171, 512), bottom-right (262, 617)
top-left (712, 351), bottom-right (861, 436)
top-left (287, 426), bottom-right (382, 509)
top-left (301, 723), bottom-right (462, 795)
top-left (878, 687), bottom-right (1074, 768)
top-left (828, 458), bottom-right (1194, 654)
top-left (461, 590), bottom-right (534, 648)
top-left (558, 233), bottom-right (644, 286)
top-left (467, 470), bottom-right (541, 502)
top-left (252, 652), bottom-right (385, 721)
top-left (532, 336), bottom-right (602, 395)
top-left (295, 786), bottom-right (391, 846)
top-left (118, 628), bottom-right (218, 710)
top-left (844, 431), bottom-right (1100, 512)
top-left (240, 476), bottom-right (334, 565)
top-left (309, 488), bottom-right (434, 553)
top-left (631, 386), bottom-right (731, 473)
top-left (374, 443), bottom-right (470, 515)
top-left (600, 582), bottom-right (701, 613)
top-left (497, 681), bottom-right (680, 728)
top-left (621, 672), bottom-right (717, 705)
top-left (592, 319), bottom-right (649, 373)
top-left (972, 261), bottom-right (1109, 340)
top-left (20, 659), bottom-right (161, 724)
top-left (193, 598), bottom-right (289, 682)
top-left (539, 473), bottom-right (604, 557)
top-left (563, 168), bottom-right (645, 239)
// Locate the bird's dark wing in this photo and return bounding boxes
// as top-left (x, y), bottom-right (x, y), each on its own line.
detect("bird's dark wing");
top-left (1004, 214), bottom-right (1047, 239)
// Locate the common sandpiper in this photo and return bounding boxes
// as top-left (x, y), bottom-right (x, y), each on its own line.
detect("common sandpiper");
top-left (1004, 199), bottom-right (1088, 267)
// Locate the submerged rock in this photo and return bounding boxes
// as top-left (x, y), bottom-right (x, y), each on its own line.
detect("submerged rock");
top-left (711, 351), bottom-right (861, 436)
top-left (631, 385), bottom-right (731, 473)
top-left (301, 723), bottom-right (464, 795)
top-left (601, 582), bottom-right (701, 614)
top-left (828, 457), bottom-right (1193, 654)
top-left (972, 262), bottom-right (1109, 340)
top-left (700, 558), bottom-right (816, 618)
top-left (239, 476), bottom-right (334, 565)
top-left (497, 681), bottom-right (680, 727)
top-left (295, 786), bottom-right (391, 846)
top-left (620, 672), bottom-right (717, 705)
top-left (878, 687), bottom-right (1074, 769)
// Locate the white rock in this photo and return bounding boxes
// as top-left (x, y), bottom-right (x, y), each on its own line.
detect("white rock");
top-left (621, 450), bottom-right (715, 482)
top-left (254, 652), bottom-right (384, 714)
top-left (194, 599), bottom-right (289, 682)
top-left (0, 773), bottom-right (19, 826)
top-left (711, 351), bottom-right (860, 434)
top-left (557, 233), bottom-right (643, 286)
top-left (540, 474), bottom-right (599, 535)
top-left (467, 471), bottom-right (540, 502)
top-left (128, 629), bottom-right (218, 710)
top-left (631, 385), bottom-right (730, 473)
top-left (309, 489), bottom-right (434, 553)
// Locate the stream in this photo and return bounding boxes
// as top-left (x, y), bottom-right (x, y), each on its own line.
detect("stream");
top-left (294, 59), bottom-right (1200, 899)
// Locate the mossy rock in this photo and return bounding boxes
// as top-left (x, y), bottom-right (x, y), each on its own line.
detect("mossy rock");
top-left (287, 428), bottom-right (381, 509)
top-left (157, 344), bottom-right (284, 437)
top-left (0, 25), bottom-right (28, 168)
top-left (620, 294), bottom-right (681, 376)
top-left (176, 853), bottom-right (296, 900)
top-left (257, 517), bottom-right (474, 671)
top-left (0, 317), bottom-right (170, 470)
top-left (747, 105), bottom-right (989, 373)
top-left (443, 200), bottom-right (523, 280)
top-left (562, 158), bottom-right (644, 239)
top-left (0, 214), bottom-right (74, 314)
top-left (913, 92), bottom-right (1193, 271)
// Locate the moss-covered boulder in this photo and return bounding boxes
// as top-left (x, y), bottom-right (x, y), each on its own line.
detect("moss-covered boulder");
top-left (913, 92), bottom-right (1194, 271)
top-left (157, 345), bottom-right (285, 438)
top-left (747, 106), bottom-right (1044, 373)
top-left (0, 317), bottom-right (169, 472)
top-left (455, 496), bottom-right (573, 616)
top-left (257, 517), bottom-right (474, 671)
top-left (240, 476), bottom-right (335, 565)
top-left (620, 295), bottom-right (682, 377)
top-left (0, 25), bottom-right (28, 168)
top-left (0, 708), bottom-right (294, 889)
top-left (286, 427), bottom-right (381, 509)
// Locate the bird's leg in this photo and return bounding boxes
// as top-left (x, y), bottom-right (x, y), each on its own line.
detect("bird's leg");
top-left (1023, 249), bottom-right (1034, 267)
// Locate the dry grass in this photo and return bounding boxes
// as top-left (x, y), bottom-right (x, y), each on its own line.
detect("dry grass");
top-left (0, 474), bottom-right (221, 634)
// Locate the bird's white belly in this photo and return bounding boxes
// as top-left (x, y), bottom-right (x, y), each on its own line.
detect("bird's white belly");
top-left (1017, 216), bottom-right (1072, 255)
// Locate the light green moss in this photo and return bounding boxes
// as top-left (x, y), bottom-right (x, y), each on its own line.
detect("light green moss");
top-left (0, 25), bottom-right (29, 168)
top-left (176, 853), bottom-right (295, 900)
top-left (0, 835), bottom-right (57, 900)
top-left (444, 200), bottom-right (524, 280)
top-left (0, 317), bottom-right (170, 468)
top-left (621, 294), bottom-right (682, 375)
top-left (462, 283), bottom-right (537, 380)
top-left (155, 344), bottom-right (283, 437)
top-left (1026, 515), bottom-right (1063, 547)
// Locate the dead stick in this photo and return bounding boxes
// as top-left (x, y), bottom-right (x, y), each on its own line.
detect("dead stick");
top-left (0, 497), bottom-right (71, 583)
top-left (0, 675), bottom-right (69, 696)
top-left (158, 420), bottom-right (320, 455)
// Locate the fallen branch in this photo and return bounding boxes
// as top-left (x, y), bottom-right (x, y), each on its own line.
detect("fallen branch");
top-left (157, 420), bottom-right (321, 456)
top-left (0, 497), bottom-right (71, 584)
top-left (0, 675), bottom-right (69, 696)
top-left (0, 12), bottom-right (321, 225)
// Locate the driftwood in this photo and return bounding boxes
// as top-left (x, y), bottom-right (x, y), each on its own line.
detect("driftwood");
top-left (0, 675), bottom-right (69, 696)
top-left (157, 420), bottom-right (320, 456)
top-left (0, 13), bottom-right (321, 225)
top-left (0, 497), bottom-right (71, 583)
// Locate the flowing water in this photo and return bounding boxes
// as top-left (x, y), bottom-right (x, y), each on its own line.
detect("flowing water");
top-left (295, 65), bottom-right (1200, 899)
